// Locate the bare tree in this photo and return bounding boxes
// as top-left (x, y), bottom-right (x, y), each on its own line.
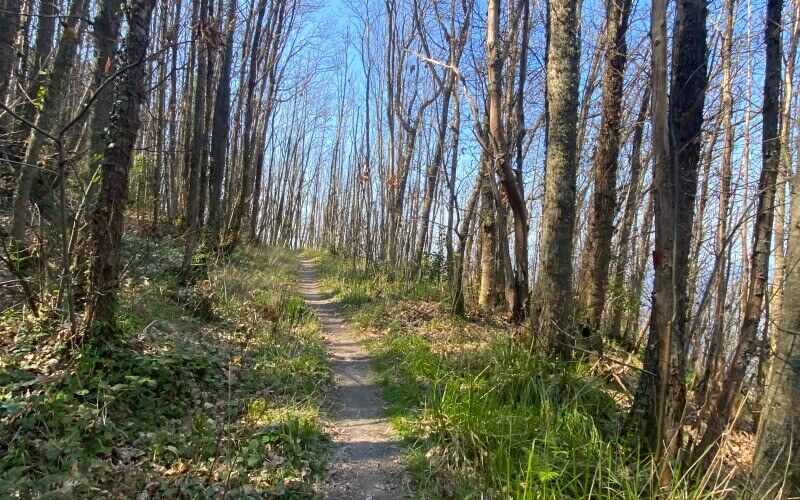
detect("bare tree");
top-left (536, 0), bottom-right (580, 347)
top-left (693, 0), bottom-right (783, 467)
top-left (575, 0), bottom-right (634, 351)
top-left (628, 0), bottom-right (708, 476)
top-left (694, 0), bottom-right (736, 420)
top-left (86, 0), bottom-right (158, 333)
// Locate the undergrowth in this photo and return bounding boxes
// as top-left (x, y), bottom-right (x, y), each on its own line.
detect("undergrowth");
top-left (311, 251), bottom-right (738, 499)
top-left (1, 237), bottom-right (331, 497)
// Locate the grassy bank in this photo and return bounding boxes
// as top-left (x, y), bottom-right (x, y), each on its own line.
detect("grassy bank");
top-left (1, 238), bottom-right (331, 497)
top-left (312, 252), bottom-right (734, 499)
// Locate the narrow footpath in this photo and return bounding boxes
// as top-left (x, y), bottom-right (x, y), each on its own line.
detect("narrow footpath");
top-left (298, 259), bottom-right (405, 499)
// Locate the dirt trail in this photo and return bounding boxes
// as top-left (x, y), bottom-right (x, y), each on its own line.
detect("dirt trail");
top-left (298, 259), bottom-right (406, 499)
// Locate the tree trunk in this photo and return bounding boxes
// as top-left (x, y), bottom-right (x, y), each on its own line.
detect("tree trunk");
top-left (87, 0), bottom-right (125, 183)
top-left (752, 116), bottom-right (800, 497)
top-left (445, 92), bottom-right (459, 279)
top-left (0, 0), bottom-right (23, 102)
top-left (628, 0), bottom-right (708, 476)
top-left (478, 156), bottom-right (499, 309)
top-left (695, 0), bottom-right (735, 417)
top-left (486, 0), bottom-right (530, 323)
top-left (769, 0), bottom-right (799, 356)
top-left (606, 85), bottom-right (649, 349)
top-left (10, 0), bottom-right (56, 156)
top-left (10, 0), bottom-right (89, 251)
top-left (204, 0), bottom-right (236, 251)
top-left (576, 0), bottom-right (633, 351)
top-left (152, 0), bottom-right (168, 230)
top-left (228, 0), bottom-right (269, 246)
top-left (86, 0), bottom-right (157, 333)
top-left (413, 79), bottom-right (453, 276)
top-left (537, 0), bottom-right (580, 349)
top-left (452, 171), bottom-right (481, 315)
top-left (180, 0), bottom-right (210, 274)
top-left (166, 0), bottom-right (182, 223)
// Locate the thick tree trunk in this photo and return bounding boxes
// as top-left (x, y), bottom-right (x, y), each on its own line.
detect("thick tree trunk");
top-left (87, 0), bottom-right (125, 182)
top-left (537, 0), bottom-right (579, 349)
top-left (86, 0), bottom-right (157, 333)
top-left (478, 157), bottom-right (499, 309)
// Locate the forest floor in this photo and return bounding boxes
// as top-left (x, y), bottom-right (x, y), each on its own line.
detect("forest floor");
top-left (299, 259), bottom-right (406, 498)
top-left (1, 239), bottom-right (333, 497)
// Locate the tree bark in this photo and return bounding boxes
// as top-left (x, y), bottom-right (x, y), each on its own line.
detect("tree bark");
top-left (769, 0), bottom-right (799, 358)
top-left (452, 169), bottom-right (482, 315)
top-left (86, 0), bottom-right (157, 333)
top-left (606, 85), bottom-right (649, 349)
top-left (628, 0), bottom-right (708, 476)
top-left (694, 0), bottom-right (735, 417)
top-left (87, 0), bottom-right (125, 183)
top-left (537, 0), bottom-right (580, 349)
top-left (478, 155), bottom-right (499, 309)
top-left (180, 0), bottom-right (210, 274)
top-left (752, 117), bottom-right (800, 496)
top-left (0, 0), bottom-right (23, 103)
top-left (486, 0), bottom-right (530, 322)
top-left (228, 0), bottom-right (269, 245)
top-left (413, 78), bottom-right (453, 276)
top-left (10, 0), bottom-right (89, 250)
top-left (10, 0), bottom-right (57, 155)
top-left (204, 0), bottom-right (236, 251)
top-left (576, 0), bottom-right (633, 351)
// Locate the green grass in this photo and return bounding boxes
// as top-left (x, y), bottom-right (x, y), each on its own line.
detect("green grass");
top-left (365, 327), bottom-right (639, 498)
top-left (312, 251), bottom-right (737, 499)
top-left (310, 249), bottom-right (445, 307)
top-left (0, 237), bottom-right (331, 497)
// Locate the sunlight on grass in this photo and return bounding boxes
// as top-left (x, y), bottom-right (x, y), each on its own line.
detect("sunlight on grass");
top-left (313, 251), bottom-right (739, 499)
top-left (0, 238), bottom-right (331, 497)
